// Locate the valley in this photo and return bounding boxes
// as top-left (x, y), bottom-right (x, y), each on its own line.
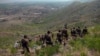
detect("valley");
top-left (0, 0), bottom-right (100, 56)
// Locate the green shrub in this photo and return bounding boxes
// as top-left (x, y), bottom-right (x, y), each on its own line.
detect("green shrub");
top-left (10, 47), bottom-right (17, 54)
top-left (80, 52), bottom-right (87, 56)
top-left (37, 44), bottom-right (60, 56)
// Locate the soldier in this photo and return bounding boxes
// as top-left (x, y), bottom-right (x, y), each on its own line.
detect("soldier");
top-left (61, 28), bottom-right (69, 46)
top-left (82, 27), bottom-right (88, 36)
top-left (62, 28), bottom-right (69, 41)
top-left (76, 27), bottom-right (82, 37)
top-left (64, 23), bottom-right (68, 29)
top-left (40, 35), bottom-right (45, 45)
top-left (21, 35), bottom-right (30, 54)
top-left (56, 30), bottom-right (63, 44)
top-left (71, 28), bottom-right (77, 40)
top-left (38, 35), bottom-right (46, 47)
top-left (44, 31), bottom-right (53, 46)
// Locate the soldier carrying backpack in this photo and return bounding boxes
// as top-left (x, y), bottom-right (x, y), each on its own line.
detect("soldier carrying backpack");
top-left (56, 30), bottom-right (63, 44)
top-left (44, 31), bottom-right (53, 46)
top-left (82, 27), bottom-right (88, 36)
top-left (21, 35), bottom-right (30, 54)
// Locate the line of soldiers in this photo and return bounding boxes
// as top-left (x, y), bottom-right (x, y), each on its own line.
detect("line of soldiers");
top-left (71, 26), bottom-right (88, 39)
top-left (16, 26), bottom-right (88, 54)
top-left (40, 26), bottom-right (88, 46)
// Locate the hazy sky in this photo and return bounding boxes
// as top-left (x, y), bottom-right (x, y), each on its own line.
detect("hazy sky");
top-left (0, 0), bottom-right (93, 3)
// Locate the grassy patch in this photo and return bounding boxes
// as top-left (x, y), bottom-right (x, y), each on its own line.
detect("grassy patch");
top-left (36, 44), bottom-right (60, 56)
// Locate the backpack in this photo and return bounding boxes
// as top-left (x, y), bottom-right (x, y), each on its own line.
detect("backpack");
top-left (21, 39), bottom-right (28, 46)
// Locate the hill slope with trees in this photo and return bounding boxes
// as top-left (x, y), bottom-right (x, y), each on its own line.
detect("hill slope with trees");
top-left (40, 0), bottom-right (100, 30)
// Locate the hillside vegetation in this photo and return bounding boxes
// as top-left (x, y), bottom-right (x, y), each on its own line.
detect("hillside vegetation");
top-left (40, 0), bottom-right (100, 29)
top-left (0, 25), bottom-right (100, 56)
top-left (0, 0), bottom-right (100, 56)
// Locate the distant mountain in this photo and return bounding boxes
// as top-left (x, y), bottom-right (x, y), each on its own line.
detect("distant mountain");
top-left (40, 0), bottom-right (100, 29)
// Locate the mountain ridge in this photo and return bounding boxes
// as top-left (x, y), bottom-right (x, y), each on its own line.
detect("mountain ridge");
top-left (40, 0), bottom-right (100, 29)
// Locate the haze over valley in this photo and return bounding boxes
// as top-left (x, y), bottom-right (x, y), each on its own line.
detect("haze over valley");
top-left (0, 0), bottom-right (99, 34)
